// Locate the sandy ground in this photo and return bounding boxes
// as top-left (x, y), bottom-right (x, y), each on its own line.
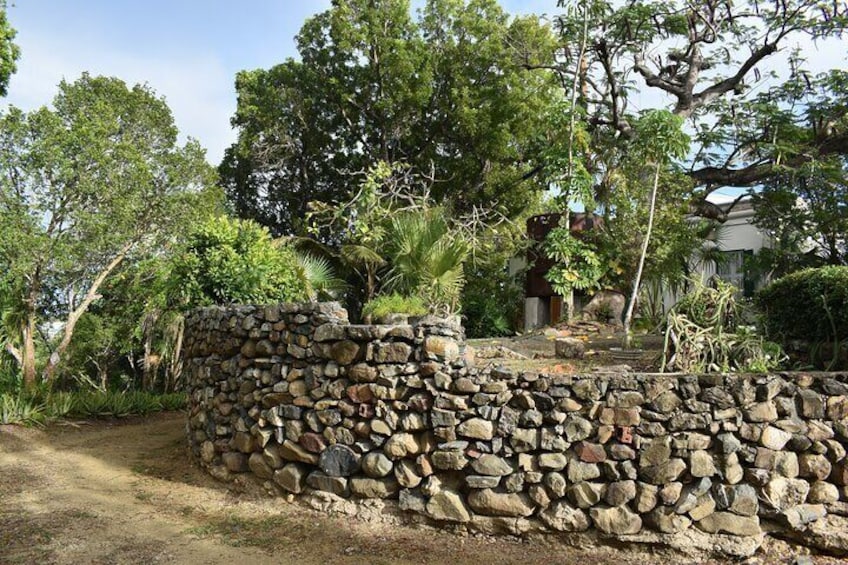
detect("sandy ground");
top-left (0, 412), bottom-right (836, 565)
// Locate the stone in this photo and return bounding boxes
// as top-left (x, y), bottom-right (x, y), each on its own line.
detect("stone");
top-left (384, 433), bottom-right (419, 459)
top-left (539, 501), bottom-right (591, 532)
top-left (350, 477), bottom-right (399, 498)
top-left (575, 442), bottom-right (607, 463)
top-left (762, 477), bottom-right (811, 512)
top-left (248, 452), bottom-right (274, 479)
top-left (564, 417), bottom-right (593, 442)
top-left (456, 418), bottom-right (494, 440)
top-left (568, 460), bottom-right (601, 482)
top-left (394, 460), bottom-right (422, 488)
top-left (299, 432), bottom-right (327, 453)
top-left (431, 408), bottom-right (457, 427)
top-left (373, 342), bottom-right (412, 364)
top-left (538, 453), bottom-right (568, 471)
top-left (696, 512), bottom-right (761, 536)
top-left (807, 481), bottom-right (839, 504)
top-left (426, 490), bottom-right (471, 522)
top-left (330, 340), bottom-right (361, 364)
top-left (589, 506), bottom-right (642, 535)
top-left (471, 454), bottom-right (513, 477)
top-left (690, 450), bottom-right (717, 477)
top-left (639, 437), bottom-right (671, 467)
top-left (319, 444), bottom-right (361, 477)
top-left (640, 458), bottom-right (686, 485)
top-left (544, 472), bottom-right (568, 498)
top-left (431, 450), bottom-right (468, 470)
top-left (688, 495), bottom-right (717, 521)
top-left (745, 401), bottom-right (778, 423)
top-left (222, 452), bottom-right (248, 473)
top-left (760, 426), bottom-right (793, 450)
top-left (306, 471), bottom-right (349, 497)
top-left (555, 337), bottom-right (585, 359)
top-left (648, 506), bottom-right (692, 533)
top-left (634, 482), bottom-right (659, 513)
top-left (424, 336), bottom-right (459, 361)
top-left (466, 475), bottom-right (501, 488)
top-left (783, 503), bottom-right (827, 530)
top-left (569, 482), bottom-right (606, 509)
top-left (274, 463), bottom-right (307, 493)
top-left (468, 489), bottom-right (535, 517)
top-left (510, 428), bottom-right (540, 452)
top-left (279, 440), bottom-right (319, 465)
top-left (799, 454), bottom-right (832, 481)
top-left (605, 480), bottom-right (637, 507)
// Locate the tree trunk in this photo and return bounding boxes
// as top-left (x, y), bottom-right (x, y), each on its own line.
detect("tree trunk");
top-left (622, 164), bottom-right (661, 348)
top-left (22, 312), bottom-right (37, 389)
top-left (42, 245), bottom-right (131, 382)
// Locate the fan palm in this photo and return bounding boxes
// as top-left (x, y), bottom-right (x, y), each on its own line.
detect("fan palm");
top-left (384, 210), bottom-right (468, 314)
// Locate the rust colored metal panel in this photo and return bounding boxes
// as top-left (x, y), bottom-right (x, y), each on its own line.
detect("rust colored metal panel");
top-left (550, 295), bottom-right (563, 324)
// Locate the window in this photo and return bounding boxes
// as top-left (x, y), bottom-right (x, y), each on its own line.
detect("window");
top-left (716, 250), bottom-right (754, 297)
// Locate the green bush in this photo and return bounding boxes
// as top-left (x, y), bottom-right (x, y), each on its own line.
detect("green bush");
top-left (461, 265), bottom-right (522, 338)
top-left (172, 216), bottom-right (308, 307)
top-left (362, 293), bottom-right (427, 321)
top-left (0, 393), bottom-right (46, 426)
top-left (755, 266), bottom-right (848, 343)
top-left (663, 278), bottom-right (784, 373)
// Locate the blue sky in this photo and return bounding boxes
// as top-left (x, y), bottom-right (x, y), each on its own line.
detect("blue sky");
top-left (3, 0), bottom-right (553, 165)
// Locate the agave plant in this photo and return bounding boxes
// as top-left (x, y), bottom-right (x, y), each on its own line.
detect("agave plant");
top-left (384, 210), bottom-right (468, 314)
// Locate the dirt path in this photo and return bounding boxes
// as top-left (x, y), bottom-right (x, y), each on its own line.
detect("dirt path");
top-left (0, 413), bottom-right (828, 565)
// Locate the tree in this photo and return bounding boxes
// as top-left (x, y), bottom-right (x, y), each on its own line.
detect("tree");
top-left (553, 0), bottom-right (848, 215)
top-left (0, 74), bottom-right (219, 388)
top-left (0, 1), bottom-right (19, 97)
top-left (750, 158), bottom-right (847, 278)
top-left (621, 110), bottom-right (690, 346)
top-left (221, 0), bottom-right (560, 235)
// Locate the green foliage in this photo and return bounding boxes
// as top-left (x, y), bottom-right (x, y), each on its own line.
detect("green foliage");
top-left (221, 0), bottom-right (559, 234)
top-left (461, 263), bottom-right (523, 338)
top-left (0, 393), bottom-right (46, 426)
top-left (0, 1), bottom-right (19, 97)
top-left (543, 225), bottom-right (604, 295)
top-left (756, 266), bottom-right (848, 348)
top-left (171, 216), bottom-right (308, 307)
top-left (0, 73), bottom-right (219, 385)
top-left (0, 389), bottom-right (186, 427)
top-left (361, 293), bottom-right (427, 320)
top-left (384, 210), bottom-right (468, 313)
top-left (663, 278), bottom-right (784, 373)
top-left (750, 158), bottom-right (848, 277)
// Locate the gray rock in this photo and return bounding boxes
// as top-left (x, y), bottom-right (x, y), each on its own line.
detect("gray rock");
top-left (471, 454), bottom-right (513, 477)
top-left (539, 501), bottom-right (591, 532)
top-left (456, 418), bottom-right (494, 440)
top-left (648, 506), bottom-right (692, 533)
top-left (361, 452), bottom-right (394, 478)
top-left (696, 512), bottom-right (761, 536)
top-left (319, 444), bottom-right (361, 477)
top-left (274, 463), bottom-right (307, 493)
top-left (639, 458), bottom-right (686, 485)
top-left (590, 505), bottom-right (643, 535)
top-left (426, 490), bottom-right (471, 522)
top-left (306, 471), bottom-right (349, 497)
top-left (555, 337), bottom-right (585, 359)
top-left (350, 477), bottom-right (399, 498)
top-left (468, 489), bottom-right (535, 517)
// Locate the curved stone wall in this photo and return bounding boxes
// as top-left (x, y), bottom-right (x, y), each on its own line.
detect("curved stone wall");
top-left (184, 303), bottom-right (848, 553)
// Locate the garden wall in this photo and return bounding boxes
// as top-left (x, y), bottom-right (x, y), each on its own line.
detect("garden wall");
top-left (184, 303), bottom-right (848, 555)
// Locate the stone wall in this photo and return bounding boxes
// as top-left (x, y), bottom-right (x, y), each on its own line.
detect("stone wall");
top-left (184, 302), bottom-right (848, 554)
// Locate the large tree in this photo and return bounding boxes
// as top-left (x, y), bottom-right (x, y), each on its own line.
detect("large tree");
top-left (552, 0), bottom-right (848, 215)
top-left (0, 0), bottom-right (19, 97)
top-left (0, 74), bottom-right (219, 388)
top-left (221, 0), bottom-right (560, 235)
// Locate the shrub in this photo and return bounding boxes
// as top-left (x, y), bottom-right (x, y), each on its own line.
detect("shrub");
top-left (0, 393), bottom-right (46, 426)
top-left (663, 278), bottom-right (784, 373)
top-left (362, 293), bottom-right (427, 321)
top-left (172, 216), bottom-right (308, 307)
top-left (755, 266), bottom-right (848, 343)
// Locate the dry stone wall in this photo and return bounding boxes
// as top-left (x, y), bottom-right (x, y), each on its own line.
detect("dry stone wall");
top-left (184, 302), bottom-right (848, 552)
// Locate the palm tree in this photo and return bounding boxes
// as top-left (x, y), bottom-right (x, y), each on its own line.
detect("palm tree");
top-left (384, 209), bottom-right (468, 314)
